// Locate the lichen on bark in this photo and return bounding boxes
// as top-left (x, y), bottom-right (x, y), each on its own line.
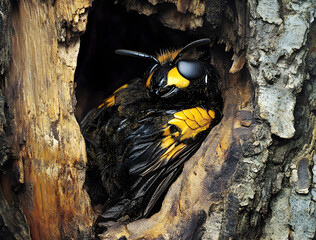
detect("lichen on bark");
top-left (247, 0), bottom-right (315, 139)
top-left (0, 0), bottom-right (314, 239)
top-left (104, 0), bottom-right (316, 239)
top-left (216, 1), bottom-right (316, 239)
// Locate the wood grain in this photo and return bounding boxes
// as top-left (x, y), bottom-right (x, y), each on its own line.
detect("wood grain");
top-left (5, 0), bottom-right (93, 239)
top-left (99, 54), bottom-right (255, 239)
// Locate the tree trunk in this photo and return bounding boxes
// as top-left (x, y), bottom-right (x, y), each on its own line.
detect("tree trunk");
top-left (0, 0), bottom-right (315, 239)
top-left (0, 0), bottom-right (93, 239)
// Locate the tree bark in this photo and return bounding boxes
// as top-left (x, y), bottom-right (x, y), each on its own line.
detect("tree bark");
top-left (1, 0), bottom-right (93, 239)
top-left (97, 1), bottom-right (316, 239)
top-left (0, 0), bottom-right (315, 239)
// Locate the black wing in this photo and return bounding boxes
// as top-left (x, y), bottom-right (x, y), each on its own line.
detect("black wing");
top-left (81, 79), bottom-right (217, 220)
top-left (99, 109), bottom-right (208, 220)
top-left (80, 98), bottom-right (118, 204)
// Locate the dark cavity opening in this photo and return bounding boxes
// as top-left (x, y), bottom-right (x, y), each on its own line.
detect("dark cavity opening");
top-left (74, 0), bottom-right (210, 220)
top-left (75, 0), bottom-right (202, 121)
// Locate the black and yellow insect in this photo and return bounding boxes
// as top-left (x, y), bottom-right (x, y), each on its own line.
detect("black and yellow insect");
top-left (81, 38), bottom-right (222, 222)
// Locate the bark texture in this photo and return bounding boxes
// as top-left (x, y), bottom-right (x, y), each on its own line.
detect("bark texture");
top-left (0, 1), bottom-right (31, 239)
top-left (0, 0), bottom-right (12, 173)
top-left (246, 2), bottom-right (316, 239)
top-left (99, 0), bottom-right (316, 239)
top-left (0, 0), bottom-right (315, 239)
top-left (1, 0), bottom-right (94, 239)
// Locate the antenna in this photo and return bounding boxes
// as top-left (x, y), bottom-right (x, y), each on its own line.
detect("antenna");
top-left (115, 49), bottom-right (160, 65)
top-left (172, 38), bottom-right (211, 64)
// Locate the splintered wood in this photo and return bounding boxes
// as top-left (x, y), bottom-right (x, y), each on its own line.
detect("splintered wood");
top-left (98, 55), bottom-right (254, 239)
top-left (5, 0), bottom-right (93, 239)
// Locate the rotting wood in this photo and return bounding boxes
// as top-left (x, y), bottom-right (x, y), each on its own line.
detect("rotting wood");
top-left (3, 0), bottom-right (94, 239)
top-left (0, 0), bottom-right (314, 239)
top-left (98, 0), bottom-right (316, 239)
top-left (98, 49), bottom-right (254, 239)
top-left (124, 0), bottom-right (224, 31)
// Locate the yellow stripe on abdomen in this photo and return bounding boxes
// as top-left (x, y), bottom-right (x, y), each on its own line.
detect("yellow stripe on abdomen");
top-left (157, 107), bottom-right (215, 165)
top-left (168, 107), bottom-right (215, 141)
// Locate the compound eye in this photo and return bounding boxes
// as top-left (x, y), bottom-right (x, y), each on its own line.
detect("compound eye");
top-left (177, 60), bottom-right (205, 80)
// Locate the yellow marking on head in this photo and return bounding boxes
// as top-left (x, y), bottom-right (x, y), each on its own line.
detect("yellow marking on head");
top-left (157, 50), bottom-right (180, 63)
top-left (167, 67), bottom-right (190, 89)
top-left (146, 71), bottom-right (155, 88)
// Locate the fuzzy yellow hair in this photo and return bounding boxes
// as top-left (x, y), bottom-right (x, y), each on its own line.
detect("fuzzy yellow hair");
top-left (156, 49), bottom-right (202, 64)
top-left (156, 49), bottom-right (181, 63)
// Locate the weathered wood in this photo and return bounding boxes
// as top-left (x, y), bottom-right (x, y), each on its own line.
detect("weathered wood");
top-left (3, 0), bottom-right (93, 239)
top-left (98, 0), bottom-right (316, 239)
top-left (0, 1), bottom-right (31, 239)
top-left (124, 0), bottom-right (223, 31)
top-left (98, 50), bottom-right (254, 239)
top-left (0, 0), bottom-right (314, 239)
